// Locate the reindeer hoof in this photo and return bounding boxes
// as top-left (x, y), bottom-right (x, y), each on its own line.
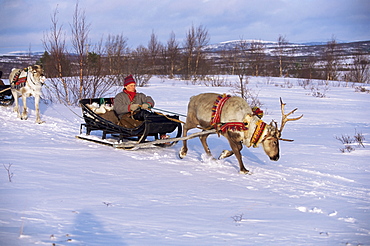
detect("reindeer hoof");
top-left (179, 147), bottom-right (187, 159)
top-left (239, 170), bottom-right (249, 174)
top-left (219, 150), bottom-right (233, 160)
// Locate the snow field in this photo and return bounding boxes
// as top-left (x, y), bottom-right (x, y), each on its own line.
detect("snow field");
top-left (0, 76), bottom-right (369, 245)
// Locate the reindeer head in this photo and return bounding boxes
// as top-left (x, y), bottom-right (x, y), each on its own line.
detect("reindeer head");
top-left (261, 98), bottom-right (303, 161)
top-left (28, 65), bottom-right (46, 85)
top-left (261, 122), bottom-right (281, 161)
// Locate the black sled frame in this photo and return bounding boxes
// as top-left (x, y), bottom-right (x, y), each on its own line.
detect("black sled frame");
top-left (0, 85), bottom-right (14, 106)
top-left (78, 98), bottom-right (183, 149)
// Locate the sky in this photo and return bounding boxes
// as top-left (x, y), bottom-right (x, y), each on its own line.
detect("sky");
top-left (0, 0), bottom-right (369, 54)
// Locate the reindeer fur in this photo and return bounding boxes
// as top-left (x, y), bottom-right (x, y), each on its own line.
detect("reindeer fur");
top-left (179, 93), bottom-right (280, 174)
top-left (9, 65), bottom-right (45, 124)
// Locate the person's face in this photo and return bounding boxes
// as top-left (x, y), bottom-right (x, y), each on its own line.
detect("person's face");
top-left (125, 83), bottom-right (136, 92)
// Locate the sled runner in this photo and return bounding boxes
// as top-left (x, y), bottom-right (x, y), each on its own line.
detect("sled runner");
top-left (77, 97), bottom-right (185, 149)
top-left (0, 85), bottom-right (14, 106)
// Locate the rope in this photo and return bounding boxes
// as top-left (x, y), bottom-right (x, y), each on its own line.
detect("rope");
top-left (0, 87), bottom-right (11, 94)
top-left (43, 84), bottom-right (84, 120)
top-left (153, 111), bottom-right (186, 124)
top-left (151, 107), bottom-right (187, 117)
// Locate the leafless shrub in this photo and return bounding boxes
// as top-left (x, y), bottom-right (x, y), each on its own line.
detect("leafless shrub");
top-left (354, 130), bottom-right (365, 148)
top-left (297, 79), bottom-right (312, 89)
top-left (264, 77), bottom-right (273, 85)
top-left (201, 75), bottom-right (230, 87)
top-left (231, 213), bottom-right (244, 225)
top-left (335, 130), bottom-right (365, 153)
top-left (354, 86), bottom-right (370, 93)
top-left (103, 202), bottom-right (112, 207)
top-left (335, 134), bottom-right (354, 145)
top-left (278, 80), bottom-right (294, 88)
top-left (310, 86), bottom-right (328, 98)
top-left (339, 146), bottom-right (355, 153)
top-left (231, 77), bottom-right (263, 108)
top-left (3, 163), bottom-right (13, 182)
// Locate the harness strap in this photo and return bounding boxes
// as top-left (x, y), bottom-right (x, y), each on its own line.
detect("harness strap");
top-left (10, 68), bottom-right (28, 89)
top-left (219, 122), bottom-right (248, 133)
top-left (211, 94), bottom-right (231, 127)
top-left (250, 120), bottom-right (266, 147)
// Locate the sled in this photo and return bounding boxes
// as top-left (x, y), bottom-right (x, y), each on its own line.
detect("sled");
top-left (0, 85), bottom-right (14, 106)
top-left (77, 97), bottom-right (185, 149)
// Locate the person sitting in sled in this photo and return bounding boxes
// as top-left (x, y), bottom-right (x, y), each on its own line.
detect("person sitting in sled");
top-left (114, 74), bottom-right (155, 128)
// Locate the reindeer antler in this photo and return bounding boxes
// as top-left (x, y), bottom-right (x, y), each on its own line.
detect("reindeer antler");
top-left (278, 97), bottom-right (303, 141)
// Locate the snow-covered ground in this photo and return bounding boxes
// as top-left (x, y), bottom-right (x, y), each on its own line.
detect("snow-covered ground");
top-left (0, 76), bottom-right (369, 246)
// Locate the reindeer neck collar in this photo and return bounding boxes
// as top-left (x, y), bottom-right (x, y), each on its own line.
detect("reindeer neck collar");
top-left (249, 120), bottom-right (267, 147)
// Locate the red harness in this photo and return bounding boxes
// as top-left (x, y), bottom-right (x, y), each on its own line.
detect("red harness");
top-left (11, 68), bottom-right (28, 89)
top-left (211, 94), bottom-right (231, 127)
top-left (210, 94), bottom-right (249, 133)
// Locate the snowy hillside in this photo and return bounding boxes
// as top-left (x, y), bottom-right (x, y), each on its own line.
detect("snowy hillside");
top-left (0, 76), bottom-right (369, 246)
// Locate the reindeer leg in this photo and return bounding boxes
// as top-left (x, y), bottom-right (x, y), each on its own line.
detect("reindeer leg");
top-left (232, 142), bottom-right (248, 174)
top-left (219, 150), bottom-right (234, 160)
top-left (225, 133), bottom-right (249, 174)
top-left (199, 133), bottom-right (215, 159)
top-left (34, 94), bottom-right (43, 124)
top-left (12, 91), bottom-right (20, 118)
top-left (179, 127), bottom-right (189, 159)
top-left (21, 93), bottom-right (28, 120)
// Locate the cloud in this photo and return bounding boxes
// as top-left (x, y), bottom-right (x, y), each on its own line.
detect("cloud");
top-left (0, 0), bottom-right (369, 53)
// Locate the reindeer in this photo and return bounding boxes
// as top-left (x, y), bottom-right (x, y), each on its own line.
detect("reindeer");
top-left (9, 65), bottom-right (46, 124)
top-left (179, 93), bottom-right (302, 174)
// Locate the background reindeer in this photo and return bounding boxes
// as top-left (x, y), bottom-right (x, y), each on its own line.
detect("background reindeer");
top-left (9, 65), bottom-right (46, 124)
top-left (179, 93), bottom-right (302, 174)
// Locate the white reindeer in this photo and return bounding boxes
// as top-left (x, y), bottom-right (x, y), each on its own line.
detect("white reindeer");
top-left (9, 65), bottom-right (46, 124)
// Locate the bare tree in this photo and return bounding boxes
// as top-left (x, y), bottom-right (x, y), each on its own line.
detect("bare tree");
top-left (182, 24), bottom-right (210, 81)
top-left (165, 31), bottom-right (180, 78)
top-left (129, 45), bottom-right (152, 86)
top-left (225, 39), bottom-right (250, 98)
top-left (348, 52), bottom-right (369, 83)
top-left (70, 2), bottom-right (90, 100)
top-left (43, 4), bottom-right (117, 105)
top-left (193, 25), bottom-right (210, 79)
top-left (105, 34), bottom-right (129, 84)
top-left (183, 25), bottom-right (196, 80)
top-left (42, 7), bottom-right (71, 104)
top-left (147, 31), bottom-right (163, 75)
top-left (249, 40), bottom-right (266, 76)
top-left (322, 37), bottom-right (340, 81)
top-left (276, 35), bottom-right (289, 77)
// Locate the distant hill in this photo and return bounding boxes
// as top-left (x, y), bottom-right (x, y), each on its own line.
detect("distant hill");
top-left (1, 40), bottom-right (369, 79)
top-left (204, 40), bottom-right (370, 57)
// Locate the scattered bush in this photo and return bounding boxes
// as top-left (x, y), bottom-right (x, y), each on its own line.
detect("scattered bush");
top-left (354, 86), bottom-right (370, 93)
top-left (201, 75), bottom-right (230, 87)
top-left (3, 163), bottom-right (13, 182)
top-left (335, 130), bottom-right (365, 153)
top-left (231, 213), bottom-right (244, 225)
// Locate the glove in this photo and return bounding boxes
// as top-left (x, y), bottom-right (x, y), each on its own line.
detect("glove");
top-left (130, 104), bottom-right (140, 111)
top-left (141, 103), bottom-right (151, 110)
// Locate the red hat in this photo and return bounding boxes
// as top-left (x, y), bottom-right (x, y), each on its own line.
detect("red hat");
top-left (124, 74), bottom-right (136, 86)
